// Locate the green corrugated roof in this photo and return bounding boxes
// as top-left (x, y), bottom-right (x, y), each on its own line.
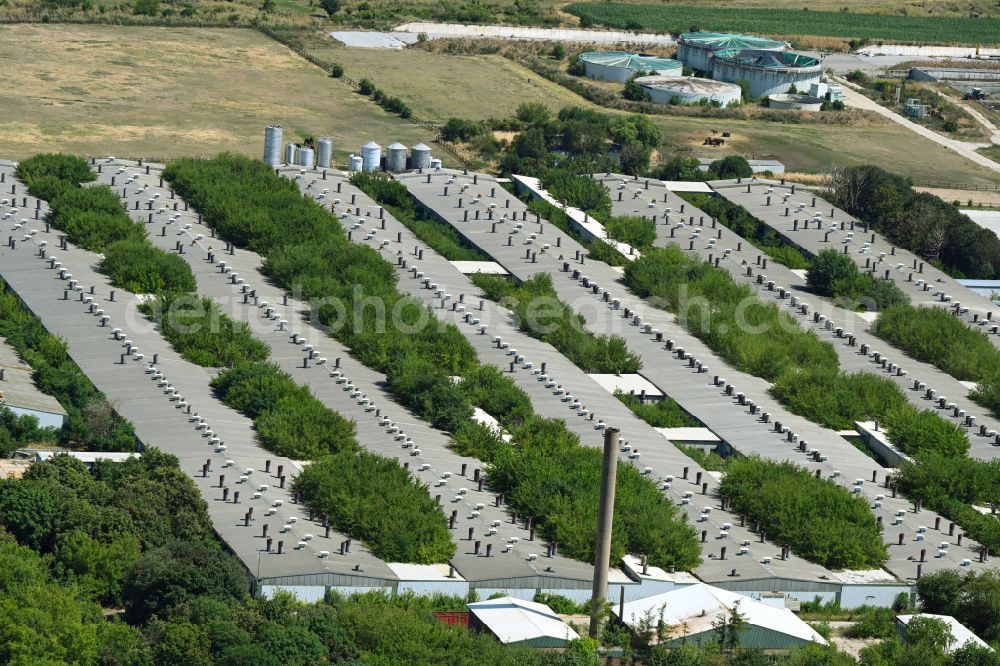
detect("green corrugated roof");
top-left (713, 49), bottom-right (820, 69)
top-left (579, 51), bottom-right (682, 71)
top-left (679, 32), bottom-right (785, 51)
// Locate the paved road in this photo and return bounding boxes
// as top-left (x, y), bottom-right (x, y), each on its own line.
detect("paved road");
top-left (834, 77), bottom-right (1000, 176)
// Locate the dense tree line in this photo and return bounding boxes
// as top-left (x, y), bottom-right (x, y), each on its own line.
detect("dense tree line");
top-left (349, 171), bottom-right (490, 262)
top-left (871, 305), bottom-right (1000, 416)
top-left (680, 193), bottom-right (810, 269)
top-left (826, 165), bottom-right (1000, 279)
top-left (16, 154), bottom-right (196, 295)
top-left (473, 272), bottom-right (642, 374)
top-left (211, 362), bottom-right (359, 460)
top-left (806, 250), bottom-right (910, 312)
top-left (624, 244), bottom-right (835, 381)
top-left (139, 293), bottom-right (270, 368)
top-left (603, 214), bottom-right (656, 250)
top-left (718, 457), bottom-right (887, 568)
top-left (292, 452), bottom-right (457, 564)
top-left (0, 281), bottom-right (136, 452)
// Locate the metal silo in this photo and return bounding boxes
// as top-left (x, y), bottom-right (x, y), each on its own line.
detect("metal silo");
top-left (284, 142), bottom-right (297, 165)
top-left (264, 125), bottom-right (283, 166)
top-left (409, 143), bottom-right (432, 169)
top-left (348, 154), bottom-right (363, 172)
top-left (361, 140), bottom-right (382, 172)
top-left (386, 142), bottom-right (408, 172)
top-left (316, 138), bottom-right (333, 168)
top-left (297, 146), bottom-right (315, 169)
top-left (430, 158), bottom-right (443, 169)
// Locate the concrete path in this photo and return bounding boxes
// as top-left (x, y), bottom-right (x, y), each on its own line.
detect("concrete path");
top-left (834, 78), bottom-right (1000, 176)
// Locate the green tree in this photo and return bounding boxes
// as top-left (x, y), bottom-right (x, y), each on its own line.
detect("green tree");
top-left (319, 0), bottom-right (340, 15)
top-left (708, 155), bottom-right (753, 179)
top-left (122, 541), bottom-right (248, 624)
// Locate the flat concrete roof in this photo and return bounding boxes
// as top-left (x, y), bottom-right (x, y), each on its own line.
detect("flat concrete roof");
top-left (0, 336), bottom-right (67, 419)
top-left (588, 373), bottom-right (664, 398)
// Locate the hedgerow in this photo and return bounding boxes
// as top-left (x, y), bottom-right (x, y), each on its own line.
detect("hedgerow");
top-left (807, 250), bottom-right (909, 311)
top-left (680, 192), bottom-right (809, 269)
top-left (210, 363), bottom-right (357, 460)
top-left (16, 154), bottom-right (196, 296)
top-left (138, 294), bottom-right (270, 368)
top-left (292, 452), bottom-right (456, 564)
top-left (472, 272), bottom-right (642, 374)
top-left (350, 171), bottom-right (490, 262)
top-left (871, 305), bottom-right (1000, 416)
top-left (719, 457), bottom-right (887, 569)
top-left (0, 281), bottom-right (136, 452)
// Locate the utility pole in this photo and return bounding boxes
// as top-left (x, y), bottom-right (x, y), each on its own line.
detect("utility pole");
top-left (589, 427), bottom-right (620, 638)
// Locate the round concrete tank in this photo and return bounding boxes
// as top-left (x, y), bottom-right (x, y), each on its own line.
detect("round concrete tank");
top-left (580, 51), bottom-right (682, 83)
top-left (284, 143), bottom-right (297, 166)
top-left (635, 75), bottom-right (743, 106)
top-left (430, 158), bottom-right (443, 169)
top-left (386, 142), bottom-right (408, 172)
top-left (768, 94), bottom-right (824, 111)
top-left (676, 32), bottom-right (786, 74)
top-left (264, 125), bottom-right (283, 166)
top-left (361, 140), bottom-right (382, 172)
top-left (316, 138), bottom-right (333, 168)
top-left (410, 142), bottom-right (432, 169)
top-left (348, 154), bottom-right (363, 172)
top-left (711, 49), bottom-right (822, 99)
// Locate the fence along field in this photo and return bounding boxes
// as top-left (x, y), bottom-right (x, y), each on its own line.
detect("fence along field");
top-left (566, 2), bottom-right (1000, 45)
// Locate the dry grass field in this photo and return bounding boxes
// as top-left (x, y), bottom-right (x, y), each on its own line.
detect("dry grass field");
top-left (0, 24), bottom-right (439, 163)
top-left (1, 23), bottom-right (998, 187)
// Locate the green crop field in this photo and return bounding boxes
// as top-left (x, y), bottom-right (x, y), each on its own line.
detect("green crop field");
top-left (567, 2), bottom-right (1000, 45)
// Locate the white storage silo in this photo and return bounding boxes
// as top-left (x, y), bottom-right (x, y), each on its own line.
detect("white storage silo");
top-left (410, 142), bottom-right (432, 169)
top-left (348, 154), bottom-right (363, 172)
top-left (284, 142), bottom-right (297, 165)
top-left (386, 142), bottom-right (408, 172)
top-left (430, 158), bottom-right (443, 169)
top-left (316, 138), bottom-right (333, 168)
top-left (263, 125), bottom-right (283, 166)
top-left (297, 146), bottom-right (314, 169)
top-left (361, 140), bottom-right (382, 172)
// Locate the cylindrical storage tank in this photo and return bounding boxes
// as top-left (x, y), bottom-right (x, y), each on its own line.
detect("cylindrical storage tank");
top-left (767, 94), bottom-right (825, 111)
top-left (409, 142), bottom-right (432, 169)
top-left (430, 158), bottom-right (443, 169)
top-left (361, 140), bottom-right (381, 172)
top-left (297, 146), bottom-right (314, 169)
top-left (316, 138), bottom-right (333, 168)
top-left (386, 142), bottom-right (408, 172)
top-left (284, 143), bottom-right (297, 165)
top-left (634, 76), bottom-right (743, 107)
top-left (263, 125), bottom-right (282, 166)
top-left (580, 51), bottom-right (683, 83)
top-left (711, 49), bottom-right (822, 99)
top-left (676, 32), bottom-right (786, 74)
top-left (348, 154), bottom-right (363, 172)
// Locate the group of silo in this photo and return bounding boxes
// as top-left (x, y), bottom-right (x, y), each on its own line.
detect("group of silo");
top-left (264, 125), bottom-right (334, 169)
top-left (264, 126), bottom-right (437, 172)
top-left (347, 140), bottom-right (437, 173)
